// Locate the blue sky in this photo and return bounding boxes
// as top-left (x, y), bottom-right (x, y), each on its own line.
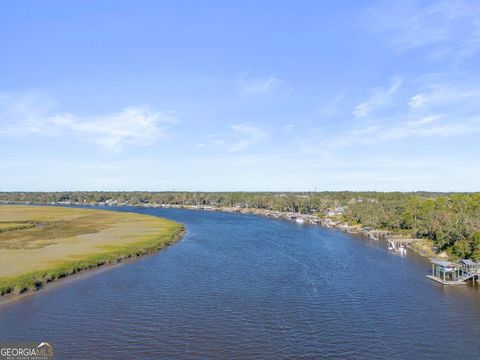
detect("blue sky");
top-left (1, 0), bottom-right (479, 192)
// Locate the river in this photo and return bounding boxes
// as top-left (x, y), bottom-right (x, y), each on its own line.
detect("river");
top-left (1, 207), bottom-right (480, 359)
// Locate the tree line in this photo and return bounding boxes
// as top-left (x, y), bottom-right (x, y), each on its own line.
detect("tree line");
top-left (1, 191), bottom-right (479, 260)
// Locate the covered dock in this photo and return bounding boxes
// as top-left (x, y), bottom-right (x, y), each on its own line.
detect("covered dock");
top-left (427, 258), bottom-right (480, 285)
top-left (427, 259), bottom-right (465, 285)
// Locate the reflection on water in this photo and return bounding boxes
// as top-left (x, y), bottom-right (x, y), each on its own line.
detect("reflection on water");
top-left (1, 207), bottom-right (480, 359)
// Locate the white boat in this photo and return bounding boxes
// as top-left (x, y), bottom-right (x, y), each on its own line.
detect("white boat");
top-left (295, 218), bottom-right (304, 224)
top-left (388, 241), bottom-right (407, 255)
top-left (397, 246), bottom-right (407, 255)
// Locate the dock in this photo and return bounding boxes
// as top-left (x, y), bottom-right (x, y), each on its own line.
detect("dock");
top-left (426, 275), bottom-right (467, 285)
top-left (427, 259), bottom-right (480, 285)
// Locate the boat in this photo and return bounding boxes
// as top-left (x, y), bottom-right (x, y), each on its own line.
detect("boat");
top-left (295, 218), bottom-right (304, 224)
top-left (388, 241), bottom-right (407, 255)
top-left (397, 246), bottom-right (407, 255)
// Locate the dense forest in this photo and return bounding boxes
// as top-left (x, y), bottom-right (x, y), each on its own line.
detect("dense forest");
top-left (1, 191), bottom-right (479, 260)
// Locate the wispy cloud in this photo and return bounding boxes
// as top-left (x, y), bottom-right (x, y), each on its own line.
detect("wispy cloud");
top-left (0, 92), bottom-right (58, 135)
top-left (407, 85), bottom-right (479, 110)
top-left (359, 115), bottom-right (480, 142)
top-left (301, 77), bottom-right (480, 154)
top-left (358, 81), bottom-right (480, 142)
top-left (317, 93), bottom-right (346, 118)
top-left (228, 124), bottom-right (267, 151)
top-left (50, 107), bottom-right (176, 151)
top-left (237, 74), bottom-right (282, 95)
top-left (353, 77), bottom-right (402, 117)
top-left (364, 0), bottom-right (480, 60)
top-left (206, 124), bottom-right (267, 152)
top-left (0, 92), bottom-right (178, 151)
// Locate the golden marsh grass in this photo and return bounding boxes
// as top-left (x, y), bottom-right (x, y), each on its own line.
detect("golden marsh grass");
top-left (0, 205), bottom-right (184, 295)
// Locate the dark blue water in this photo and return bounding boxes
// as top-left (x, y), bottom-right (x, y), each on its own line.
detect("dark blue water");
top-left (1, 207), bottom-right (480, 359)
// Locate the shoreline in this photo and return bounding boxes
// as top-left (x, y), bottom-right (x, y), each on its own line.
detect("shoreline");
top-left (142, 204), bottom-right (441, 259)
top-left (0, 232), bottom-right (183, 306)
top-left (0, 206), bottom-right (185, 297)
top-left (29, 201), bottom-right (439, 259)
top-left (135, 203), bottom-right (435, 255)
top-left (0, 261), bottom-right (124, 307)
top-left (0, 203), bottom-right (445, 292)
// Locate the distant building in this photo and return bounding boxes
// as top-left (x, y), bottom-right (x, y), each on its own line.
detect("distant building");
top-left (325, 206), bottom-right (348, 217)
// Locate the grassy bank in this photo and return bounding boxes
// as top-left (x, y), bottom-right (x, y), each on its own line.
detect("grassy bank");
top-left (0, 206), bottom-right (184, 295)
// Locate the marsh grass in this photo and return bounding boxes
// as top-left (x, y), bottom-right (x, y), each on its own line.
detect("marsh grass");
top-left (0, 213), bottom-right (118, 249)
top-left (0, 222), bottom-right (36, 233)
top-left (0, 206), bottom-right (184, 296)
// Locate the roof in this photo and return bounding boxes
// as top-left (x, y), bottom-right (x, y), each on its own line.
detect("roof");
top-left (460, 259), bottom-right (478, 266)
top-left (430, 259), bottom-right (458, 267)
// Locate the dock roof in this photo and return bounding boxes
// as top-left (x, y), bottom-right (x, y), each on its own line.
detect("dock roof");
top-left (430, 259), bottom-right (458, 268)
top-left (460, 259), bottom-right (478, 266)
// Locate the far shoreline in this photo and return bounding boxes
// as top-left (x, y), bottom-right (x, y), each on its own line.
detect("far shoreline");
top-left (3, 201), bottom-right (437, 260)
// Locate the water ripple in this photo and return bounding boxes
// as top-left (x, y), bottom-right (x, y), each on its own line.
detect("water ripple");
top-left (1, 207), bottom-right (480, 359)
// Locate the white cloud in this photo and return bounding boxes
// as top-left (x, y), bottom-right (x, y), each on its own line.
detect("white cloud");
top-left (299, 77), bottom-right (480, 154)
top-left (407, 86), bottom-right (479, 110)
top-left (50, 107), bottom-right (176, 151)
top-left (373, 116), bottom-right (480, 141)
top-left (407, 94), bottom-right (427, 109)
top-left (299, 113), bottom-right (480, 156)
top-left (318, 93), bottom-right (346, 117)
top-left (0, 92), bottom-right (178, 151)
top-left (364, 0), bottom-right (480, 60)
top-left (353, 77), bottom-right (402, 117)
top-left (237, 75), bottom-right (282, 95)
top-left (0, 92), bottom-right (58, 136)
top-left (205, 124), bottom-right (267, 152)
top-left (228, 124), bottom-right (266, 152)
top-left (407, 115), bottom-right (442, 127)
